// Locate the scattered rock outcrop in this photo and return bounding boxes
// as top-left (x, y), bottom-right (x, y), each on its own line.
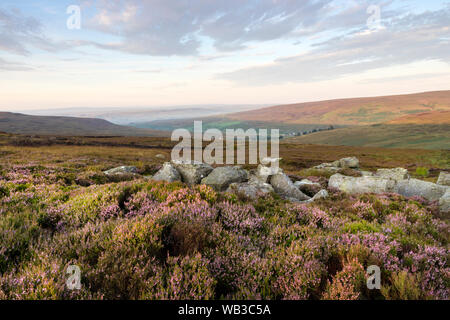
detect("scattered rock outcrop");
top-left (395, 179), bottom-right (447, 202)
top-left (171, 160), bottom-right (213, 185)
top-left (375, 168), bottom-right (410, 181)
top-left (270, 172), bottom-right (311, 201)
top-left (201, 166), bottom-right (248, 191)
top-left (329, 174), bottom-right (397, 194)
top-left (151, 162), bottom-right (181, 183)
top-left (325, 159), bottom-right (449, 212)
top-left (103, 166), bottom-right (138, 176)
top-left (439, 189), bottom-right (449, 213)
top-left (314, 156), bottom-right (359, 173)
top-left (437, 172), bottom-right (450, 186)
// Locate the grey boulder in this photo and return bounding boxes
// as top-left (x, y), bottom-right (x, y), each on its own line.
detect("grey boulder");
top-left (201, 166), bottom-right (248, 191)
top-left (152, 162), bottom-right (181, 183)
top-left (226, 179), bottom-right (274, 200)
top-left (395, 179), bottom-right (448, 202)
top-left (375, 168), bottom-right (409, 181)
top-left (439, 189), bottom-right (450, 213)
top-left (270, 172), bottom-right (310, 201)
top-left (329, 174), bottom-right (396, 194)
top-left (171, 160), bottom-right (213, 185)
top-left (437, 172), bottom-right (450, 186)
top-left (339, 157), bottom-right (359, 169)
top-left (103, 166), bottom-right (138, 176)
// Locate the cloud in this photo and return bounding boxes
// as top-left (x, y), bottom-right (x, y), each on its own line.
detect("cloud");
top-left (0, 57), bottom-right (34, 71)
top-left (217, 5), bottom-right (450, 85)
top-left (0, 8), bottom-right (69, 56)
top-left (82, 0), bottom-right (335, 55)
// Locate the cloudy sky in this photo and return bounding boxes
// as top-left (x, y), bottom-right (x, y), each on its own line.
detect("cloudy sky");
top-left (0, 0), bottom-right (449, 110)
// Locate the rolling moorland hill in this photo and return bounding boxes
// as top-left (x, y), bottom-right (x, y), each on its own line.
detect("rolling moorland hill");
top-left (0, 112), bottom-right (168, 137)
top-left (224, 91), bottom-right (450, 125)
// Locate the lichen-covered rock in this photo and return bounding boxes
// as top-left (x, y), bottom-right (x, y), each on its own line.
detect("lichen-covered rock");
top-left (201, 166), bottom-right (248, 191)
top-left (304, 189), bottom-right (329, 203)
top-left (103, 166), bottom-right (138, 176)
top-left (439, 189), bottom-right (450, 213)
top-left (152, 162), bottom-right (181, 183)
top-left (270, 172), bottom-right (310, 201)
top-left (171, 160), bottom-right (213, 185)
top-left (329, 174), bottom-right (396, 194)
top-left (294, 179), bottom-right (322, 197)
top-left (375, 168), bottom-right (409, 181)
top-left (339, 157), bottom-right (359, 169)
top-left (226, 179), bottom-right (274, 199)
top-left (437, 172), bottom-right (450, 186)
top-left (395, 179), bottom-right (448, 202)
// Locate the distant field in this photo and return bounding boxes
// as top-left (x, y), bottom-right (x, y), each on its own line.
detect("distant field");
top-left (286, 124), bottom-right (450, 150)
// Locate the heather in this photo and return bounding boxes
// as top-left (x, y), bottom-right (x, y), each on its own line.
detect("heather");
top-left (0, 145), bottom-right (448, 300)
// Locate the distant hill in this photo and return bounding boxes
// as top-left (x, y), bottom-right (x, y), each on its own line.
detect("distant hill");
top-left (286, 124), bottom-right (450, 150)
top-left (0, 112), bottom-right (168, 137)
top-left (386, 110), bottom-right (450, 124)
top-left (224, 91), bottom-right (450, 125)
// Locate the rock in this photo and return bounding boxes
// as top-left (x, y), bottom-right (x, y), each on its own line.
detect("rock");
top-left (270, 173), bottom-right (310, 201)
top-left (375, 168), bottom-right (409, 181)
top-left (171, 160), bottom-right (213, 185)
top-left (437, 172), bottom-right (450, 186)
top-left (226, 180), bottom-right (274, 200)
top-left (260, 157), bottom-right (282, 166)
top-left (254, 164), bottom-right (283, 183)
top-left (294, 179), bottom-right (321, 188)
top-left (313, 163), bottom-right (340, 173)
top-left (103, 166), bottom-right (138, 176)
top-left (360, 171), bottom-right (374, 177)
top-left (304, 189), bottom-right (329, 203)
top-left (329, 174), bottom-right (396, 194)
top-left (439, 189), bottom-right (450, 213)
top-left (395, 179), bottom-right (448, 202)
top-left (339, 157), bottom-right (359, 169)
top-left (155, 154), bottom-right (166, 160)
top-left (294, 179), bottom-right (322, 197)
top-left (201, 166), bottom-right (248, 191)
top-left (152, 162), bottom-right (181, 183)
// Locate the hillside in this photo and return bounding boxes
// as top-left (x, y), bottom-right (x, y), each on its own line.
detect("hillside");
top-left (0, 112), bottom-right (168, 137)
top-left (386, 110), bottom-right (450, 124)
top-left (286, 124), bottom-right (450, 150)
top-left (224, 91), bottom-right (450, 125)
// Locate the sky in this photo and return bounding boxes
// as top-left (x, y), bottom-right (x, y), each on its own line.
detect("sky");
top-left (0, 0), bottom-right (449, 110)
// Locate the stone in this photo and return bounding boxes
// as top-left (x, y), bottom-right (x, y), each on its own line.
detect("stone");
top-left (375, 168), bottom-right (409, 181)
top-left (328, 174), bottom-right (396, 194)
top-left (103, 166), bottom-right (138, 176)
top-left (226, 179), bottom-right (274, 200)
top-left (304, 189), bottom-right (329, 203)
top-left (339, 157), bottom-right (359, 169)
top-left (395, 179), bottom-right (448, 202)
top-left (270, 172), bottom-right (310, 201)
top-left (437, 172), bottom-right (450, 186)
top-left (201, 166), bottom-right (248, 191)
top-left (171, 160), bottom-right (213, 185)
top-left (360, 171), bottom-right (374, 177)
top-left (294, 179), bottom-right (322, 197)
top-left (254, 164), bottom-right (283, 183)
top-left (439, 189), bottom-right (450, 213)
top-left (152, 162), bottom-right (181, 183)
top-left (155, 154), bottom-right (166, 159)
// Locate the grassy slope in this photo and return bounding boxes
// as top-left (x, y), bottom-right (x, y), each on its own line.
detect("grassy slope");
top-left (286, 124), bottom-right (450, 150)
top-left (224, 91), bottom-right (450, 125)
top-left (0, 112), bottom-right (168, 137)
